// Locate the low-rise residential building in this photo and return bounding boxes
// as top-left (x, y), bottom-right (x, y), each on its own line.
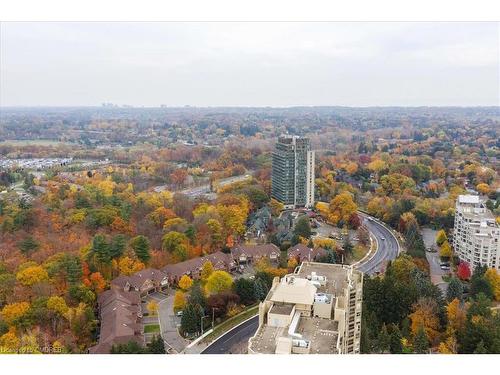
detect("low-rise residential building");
top-left (248, 262), bottom-right (363, 354)
top-left (232, 244), bottom-right (281, 265)
top-left (287, 243), bottom-right (327, 263)
top-left (111, 268), bottom-right (169, 297)
top-left (162, 251), bottom-right (237, 282)
top-left (89, 289), bottom-right (144, 354)
top-left (453, 195), bottom-right (499, 270)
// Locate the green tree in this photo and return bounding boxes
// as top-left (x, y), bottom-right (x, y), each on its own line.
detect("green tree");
top-left (89, 234), bottom-right (111, 267)
top-left (377, 324), bottom-right (391, 353)
top-left (413, 325), bottom-right (429, 353)
top-left (162, 231), bottom-right (188, 261)
top-left (389, 324), bottom-right (403, 354)
top-left (110, 234), bottom-right (127, 259)
top-left (446, 277), bottom-right (464, 302)
top-left (110, 340), bottom-right (145, 354)
top-left (293, 216), bottom-right (312, 239)
top-left (234, 278), bottom-right (256, 305)
top-left (130, 235), bottom-right (151, 263)
top-left (180, 303), bottom-right (203, 336)
top-left (253, 278), bottom-right (268, 301)
top-left (18, 236), bottom-right (39, 255)
top-left (146, 335), bottom-right (165, 354)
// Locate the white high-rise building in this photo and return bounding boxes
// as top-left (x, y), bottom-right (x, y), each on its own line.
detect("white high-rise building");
top-left (453, 195), bottom-right (499, 270)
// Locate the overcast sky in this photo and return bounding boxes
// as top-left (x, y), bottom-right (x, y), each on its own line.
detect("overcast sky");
top-left (0, 22), bottom-right (498, 107)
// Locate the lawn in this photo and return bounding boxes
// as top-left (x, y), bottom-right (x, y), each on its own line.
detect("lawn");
top-left (144, 324), bottom-right (160, 334)
top-left (202, 304), bottom-right (259, 344)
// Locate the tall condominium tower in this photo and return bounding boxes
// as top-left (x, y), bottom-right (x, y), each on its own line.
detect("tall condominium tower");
top-left (272, 136), bottom-right (315, 209)
top-left (453, 195), bottom-right (499, 270)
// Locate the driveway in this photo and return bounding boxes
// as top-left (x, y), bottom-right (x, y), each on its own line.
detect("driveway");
top-left (422, 228), bottom-right (449, 295)
top-left (156, 291), bottom-right (189, 353)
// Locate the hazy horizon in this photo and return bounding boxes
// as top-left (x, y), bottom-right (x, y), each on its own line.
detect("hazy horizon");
top-left (1, 22), bottom-right (499, 107)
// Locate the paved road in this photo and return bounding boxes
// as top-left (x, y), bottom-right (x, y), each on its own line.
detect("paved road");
top-left (201, 316), bottom-right (259, 354)
top-left (355, 214), bottom-right (400, 275)
top-left (156, 292), bottom-right (189, 353)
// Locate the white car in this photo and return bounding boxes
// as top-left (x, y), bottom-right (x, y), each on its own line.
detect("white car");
top-left (380, 237), bottom-right (386, 241)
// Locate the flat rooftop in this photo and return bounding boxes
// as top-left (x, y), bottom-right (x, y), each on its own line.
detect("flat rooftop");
top-left (296, 262), bottom-right (361, 296)
top-left (249, 317), bottom-right (339, 354)
top-left (269, 303), bottom-right (294, 315)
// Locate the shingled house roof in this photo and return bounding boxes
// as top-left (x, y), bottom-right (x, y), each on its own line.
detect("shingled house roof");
top-left (110, 268), bottom-right (168, 291)
top-left (287, 244), bottom-right (327, 261)
top-left (89, 289), bottom-right (144, 354)
top-left (162, 251), bottom-right (235, 279)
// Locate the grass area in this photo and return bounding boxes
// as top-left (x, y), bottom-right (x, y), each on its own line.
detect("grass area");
top-left (144, 324), bottom-right (160, 334)
top-left (351, 243), bottom-right (370, 262)
top-left (201, 304), bottom-right (259, 344)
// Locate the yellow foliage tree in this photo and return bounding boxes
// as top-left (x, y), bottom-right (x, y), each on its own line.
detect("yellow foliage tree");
top-left (484, 269), bottom-right (500, 301)
top-left (178, 275), bottom-right (193, 291)
top-left (1, 302), bottom-right (30, 325)
top-left (439, 241), bottom-right (453, 259)
top-left (446, 298), bottom-right (467, 332)
top-left (147, 300), bottom-right (159, 316)
top-left (313, 237), bottom-right (336, 249)
top-left (368, 159), bottom-right (387, 173)
top-left (118, 256), bottom-right (145, 276)
top-left (0, 328), bottom-right (20, 352)
top-left (16, 265), bottom-right (49, 287)
top-left (205, 270), bottom-right (233, 295)
top-left (476, 183), bottom-right (490, 195)
top-left (173, 290), bottom-right (186, 311)
top-left (435, 229), bottom-right (448, 246)
top-left (200, 261), bottom-right (214, 281)
top-left (438, 336), bottom-right (457, 354)
top-left (327, 192), bottom-right (357, 226)
top-left (47, 296), bottom-right (69, 315)
top-left (409, 298), bottom-right (440, 343)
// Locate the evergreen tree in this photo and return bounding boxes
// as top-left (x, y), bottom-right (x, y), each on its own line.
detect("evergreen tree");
top-left (130, 235), bottom-right (151, 263)
top-left (234, 278), bottom-right (256, 305)
top-left (18, 236), bottom-right (40, 255)
top-left (188, 283), bottom-right (206, 311)
top-left (110, 234), bottom-right (127, 259)
top-left (389, 324), bottom-right (403, 353)
top-left (470, 277), bottom-right (493, 300)
top-left (473, 340), bottom-right (488, 354)
top-left (110, 340), bottom-right (145, 354)
top-left (293, 216), bottom-right (312, 239)
top-left (377, 324), bottom-right (391, 353)
top-left (254, 278), bottom-right (268, 301)
top-left (413, 325), bottom-right (429, 354)
top-left (446, 277), bottom-right (464, 302)
top-left (90, 234), bottom-right (111, 266)
top-left (146, 335), bottom-right (165, 354)
top-left (181, 303), bottom-right (203, 336)
top-left (63, 254), bottom-right (83, 285)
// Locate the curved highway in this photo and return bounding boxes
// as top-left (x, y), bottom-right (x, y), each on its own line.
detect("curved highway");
top-left (355, 213), bottom-right (400, 275)
top-left (201, 212), bottom-right (401, 354)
